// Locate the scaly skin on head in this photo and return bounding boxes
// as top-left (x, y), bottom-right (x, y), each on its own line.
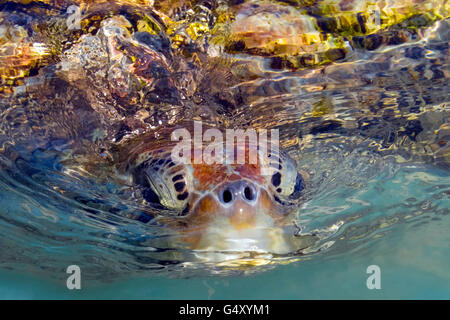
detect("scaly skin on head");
top-left (120, 125), bottom-right (306, 254)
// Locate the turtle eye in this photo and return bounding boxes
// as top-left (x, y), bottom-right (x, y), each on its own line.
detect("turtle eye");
top-left (288, 173), bottom-right (304, 200)
top-left (142, 183), bottom-right (162, 206)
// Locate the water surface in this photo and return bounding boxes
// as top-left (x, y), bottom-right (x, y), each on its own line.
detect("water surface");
top-left (0, 0), bottom-right (449, 299)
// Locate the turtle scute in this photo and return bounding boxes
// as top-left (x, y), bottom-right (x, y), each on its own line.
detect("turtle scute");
top-left (0, 8), bottom-right (62, 95)
top-left (2, 0), bottom-right (449, 96)
top-left (209, 0), bottom-right (449, 69)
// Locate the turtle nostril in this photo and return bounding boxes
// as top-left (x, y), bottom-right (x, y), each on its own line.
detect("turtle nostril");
top-left (220, 181), bottom-right (257, 205)
top-left (243, 186), bottom-right (255, 201)
top-left (222, 189), bottom-right (233, 204)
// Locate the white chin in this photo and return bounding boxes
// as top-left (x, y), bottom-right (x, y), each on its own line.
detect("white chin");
top-left (192, 224), bottom-right (296, 258)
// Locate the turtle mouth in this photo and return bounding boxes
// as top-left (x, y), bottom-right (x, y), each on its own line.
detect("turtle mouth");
top-left (177, 180), bottom-right (296, 253)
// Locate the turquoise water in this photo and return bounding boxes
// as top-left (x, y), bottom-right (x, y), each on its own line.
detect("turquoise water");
top-left (1, 165), bottom-right (448, 299)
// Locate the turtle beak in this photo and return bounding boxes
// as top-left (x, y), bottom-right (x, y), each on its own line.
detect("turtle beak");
top-left (182, 180), bottom-right (264, 230)
top-left (181, 180), bottom-right (293, 252)
top-left (216, 180), bottom-right (259, 230)
top-left (226, 200), bottom-right (258, 230)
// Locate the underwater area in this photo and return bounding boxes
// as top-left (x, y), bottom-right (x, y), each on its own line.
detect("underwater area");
top-left (0, 0), bottom-right (449, 299)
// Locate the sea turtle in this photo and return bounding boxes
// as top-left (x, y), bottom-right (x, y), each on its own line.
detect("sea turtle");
top-left (0, 3), bottom-right (315, 260)
top-left (107, 123), bottom-right (311, 254)
top-left (0, 0), bottom-right (448, 267)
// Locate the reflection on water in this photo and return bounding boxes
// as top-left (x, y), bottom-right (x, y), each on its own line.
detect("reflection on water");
top-left (0, 0), bottom-right (448, 283)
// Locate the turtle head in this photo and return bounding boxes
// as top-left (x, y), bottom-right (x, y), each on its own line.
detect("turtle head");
top-left (132, 145), bottom-right (305, 254)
